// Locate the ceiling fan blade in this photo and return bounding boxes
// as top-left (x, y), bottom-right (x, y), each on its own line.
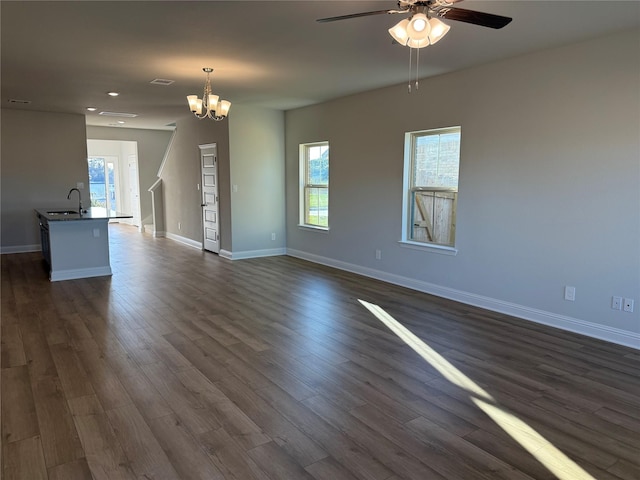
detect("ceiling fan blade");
top-left (437, 7), bottom-right (512, 29)
top-left (316, 9), bottom-right (400, 23)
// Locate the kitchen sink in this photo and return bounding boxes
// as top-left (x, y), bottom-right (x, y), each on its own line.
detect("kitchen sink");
top-left (47, 210), bottom-right (78, 215)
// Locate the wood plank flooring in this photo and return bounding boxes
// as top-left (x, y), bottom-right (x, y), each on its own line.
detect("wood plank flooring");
top-left (2, 223), bottom-right (639, 480)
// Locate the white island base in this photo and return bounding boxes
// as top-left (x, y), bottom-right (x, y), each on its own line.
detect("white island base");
top-left (47, 218), bottom-right (112, 281)
top-left (36, 207), bottom-right (131, 282)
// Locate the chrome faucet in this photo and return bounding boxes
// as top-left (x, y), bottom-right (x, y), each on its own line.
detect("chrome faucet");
top-left (67, 188), bottom-right (83, 215)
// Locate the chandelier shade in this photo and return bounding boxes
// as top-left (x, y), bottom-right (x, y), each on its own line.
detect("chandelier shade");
top-left (187, 68), bottom-right (231, 121)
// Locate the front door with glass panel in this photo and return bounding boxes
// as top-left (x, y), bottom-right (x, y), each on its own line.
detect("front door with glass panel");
top-left (200, 144), bottom-right (219, 253)
top-left (88, 156), bottom-right (118, 214)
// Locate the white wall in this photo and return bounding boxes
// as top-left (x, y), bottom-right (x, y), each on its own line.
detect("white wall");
top-left (228, 106), bottom-right (286, 257)
top-left (1, 109), bottom-right (89, 251)
top-left (285, 29), bottom-right (640, 347)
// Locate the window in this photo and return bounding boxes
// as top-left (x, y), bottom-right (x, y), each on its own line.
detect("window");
top-left (300, 141), bottom-right (329, 228)
top-left (403, 127), bottom-right (461, 248)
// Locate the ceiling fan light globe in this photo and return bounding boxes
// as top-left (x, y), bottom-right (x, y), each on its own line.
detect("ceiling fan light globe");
top-left (427, 17), bottom-right (450, 45)
top-left (407, 13), bottom-right (430, 40)
top-left (388, 19), bottom-right (410, 45)
top-left (407, 38), bottom-right (430, 49)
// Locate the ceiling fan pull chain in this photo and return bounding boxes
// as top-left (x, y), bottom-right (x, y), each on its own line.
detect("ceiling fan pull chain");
top-left (415, 47), bottom-right (420, 91)
top-left (408, 47), bottom-right (413, 94)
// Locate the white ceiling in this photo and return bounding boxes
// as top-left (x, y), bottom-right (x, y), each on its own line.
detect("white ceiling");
top-left (2, 1), bottom-right (638, 130)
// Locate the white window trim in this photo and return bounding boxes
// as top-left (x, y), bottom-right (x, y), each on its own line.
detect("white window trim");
top-left (299, 141), bottom-right (329, 230)
top-left (401, 126), bottom-right (461, 250)
top-left (398, 239), bottom-right (458, 256)
top-left (297, 224), bottom-right (330, 233)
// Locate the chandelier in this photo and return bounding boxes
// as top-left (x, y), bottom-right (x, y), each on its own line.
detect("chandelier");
top-left (186, 68), bottom-right (231, 121)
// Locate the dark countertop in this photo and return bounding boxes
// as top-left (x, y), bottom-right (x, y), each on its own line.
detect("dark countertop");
top-left (35, 207), bottom-right (133, 222)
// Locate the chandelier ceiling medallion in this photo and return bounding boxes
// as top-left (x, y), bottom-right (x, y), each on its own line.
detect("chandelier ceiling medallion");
top-left (186, 68), bottom-right (231, 121)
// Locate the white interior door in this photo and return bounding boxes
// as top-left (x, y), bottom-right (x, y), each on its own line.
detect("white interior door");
top-left (200, 144), bottom-right (219, 253)
top-left (128, 155), bottom-right (141, 227)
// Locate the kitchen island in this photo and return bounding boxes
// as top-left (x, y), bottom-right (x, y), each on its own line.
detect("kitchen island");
top-left (35, 207), bottom-right (132, 281)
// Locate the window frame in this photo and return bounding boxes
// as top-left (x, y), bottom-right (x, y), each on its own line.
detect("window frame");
top-left (400, 126), bottom-right (461, 254)
top-left (299, 141), bottom-right (329, 230)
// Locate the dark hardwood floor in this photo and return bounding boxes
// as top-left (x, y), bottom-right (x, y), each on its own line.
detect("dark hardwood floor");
top-left (2, 223), bottom-right (639, 479)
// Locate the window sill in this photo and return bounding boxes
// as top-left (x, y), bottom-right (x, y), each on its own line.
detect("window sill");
top-left (298, 224), bottom-right (329, 233)
top-left (398, 240), bottom-right (458, 256)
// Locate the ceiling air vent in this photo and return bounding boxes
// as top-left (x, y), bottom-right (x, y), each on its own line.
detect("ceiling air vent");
top-left (99, 111), bottom-right (138, 118)
top-left (150, 78), bottom-right (175, 86)
top-left (8, 99), bottom-right (31, 105)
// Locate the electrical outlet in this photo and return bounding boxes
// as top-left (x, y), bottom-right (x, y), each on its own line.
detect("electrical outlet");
top-left (271, 233), bottom-right (276, 241)
top-left (623, 298), bottom-right (634, 313)
top-left (375, 249), bottom-right (382, 260)
top-left (612, 296), bottom-right (623, 310)
top-left (564, 286), bottom-right (576, 301)
top-left (178, 221), bottom-right (181, 230)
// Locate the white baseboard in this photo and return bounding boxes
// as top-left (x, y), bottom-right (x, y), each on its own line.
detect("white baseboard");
top-left (50, 266), bottom-right (112, 282)
top-left (220, 247), bottom-right (286, 260)
top-left (0, 244), bottom-right (41, 254)
top-left (286, 249), bottom-right (640, 350)
top-left (165, 232), bottom-right (202, 250)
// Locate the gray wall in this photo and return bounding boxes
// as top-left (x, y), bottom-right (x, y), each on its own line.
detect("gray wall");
top-left (86, 126), bottom-right (172, 227)
top-left (1, 109), bottom-right (89, 251)
top-left (160, 115), bottom-right (232, 250)
top-left (285, 29), bottom-right (640, 346)
top-left (228, 106), bottom-right (286, 256)
top-left (159, 106), bottom-right (286, 256)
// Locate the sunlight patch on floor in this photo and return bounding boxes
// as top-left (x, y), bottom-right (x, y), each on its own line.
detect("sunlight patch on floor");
top-left (358, 299), bottom-right (596, 480)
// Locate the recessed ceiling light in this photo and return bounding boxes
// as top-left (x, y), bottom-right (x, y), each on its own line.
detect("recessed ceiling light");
top-left (87, 107), bottom-right (97, 111)
top-left (117, 121), bottom-right (125, 124)
top-left (107, 92), bottom-right (119, 97)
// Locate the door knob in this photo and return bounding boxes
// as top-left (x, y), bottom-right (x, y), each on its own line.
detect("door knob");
top-left (201, 203), bottom-right (206, 207)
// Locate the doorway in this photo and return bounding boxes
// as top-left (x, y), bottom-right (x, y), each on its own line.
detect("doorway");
top-left (88, 156), bottom-right (118, 214)
top-left (87, 139), bottom-right (141, 228)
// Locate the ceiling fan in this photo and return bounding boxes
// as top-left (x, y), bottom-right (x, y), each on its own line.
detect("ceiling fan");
top-left (318, 1), bottom-right (512, 91)
top-left (317, 0), bottom-right (512, 31)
